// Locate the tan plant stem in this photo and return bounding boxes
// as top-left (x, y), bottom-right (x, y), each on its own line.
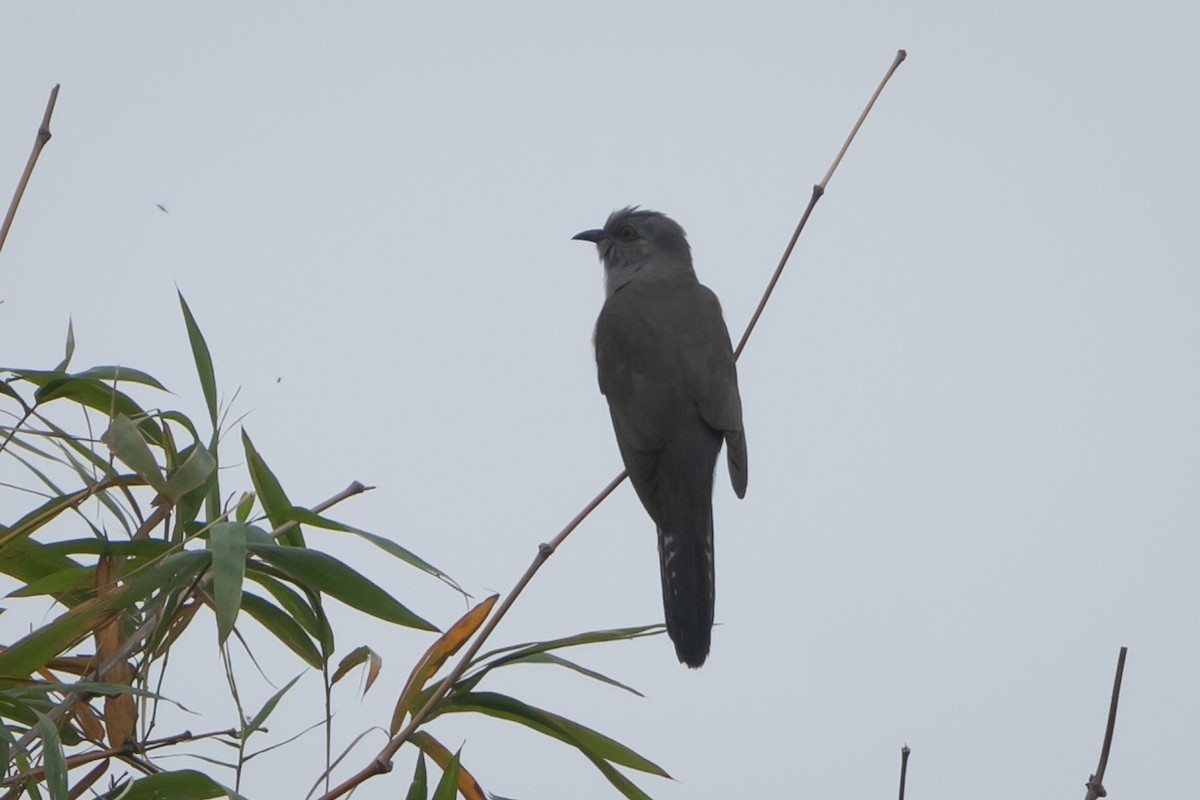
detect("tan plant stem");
top-left (0, 84), bottom-right (60, 260)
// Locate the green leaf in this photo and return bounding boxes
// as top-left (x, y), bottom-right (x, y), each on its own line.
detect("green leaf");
top-left (107, 415), bottom-right (166, 493)
top-left (53, 320), bottom-right (74, 373)
top-left (430, 748), bottom-right (461, 800)
top-left (241, 430), bottom-right (303, 547)
top-left (209, 522), bottom-right (250, 643)
top-left (35, 712), bottom-right (68, 800)
top-left (179, 292), bottom-right (218, 433)
top-left (244, 570), bottom-right (321, 640)
top-left (234, 491), bottom-right (255, 523)
top-left (472, 624), bottom-right (665, 667)
top-left (274, 507), bottom-right (464, 596)
top-left (437, 691), bottom-right (668, 778)
top-left (505, 652), bottom-right (644, 697)
top-left (68, 365), bottom-right (168, 390)
top-left (247, 543), bottom-right (437, 632)
top-left (0, 604), bottom-right (104, 683)
top-left (405, 751), bottom-right (428, 800)
top-left (240, 593), bottom-right (323, 668)
top-left (6, 565), bottom-right (93, 598)
top-left (114, 769), bottom-right (249, 800)
top-left (244, 673), bottom-right (302, 737)
top-left (21, 376), bottom-right (162, 443)
top-left (164, 444), bottom-right (216, 503)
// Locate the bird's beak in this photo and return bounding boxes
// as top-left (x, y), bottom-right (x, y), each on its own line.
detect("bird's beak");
top-left (572, 228), bottom-right (605, 243)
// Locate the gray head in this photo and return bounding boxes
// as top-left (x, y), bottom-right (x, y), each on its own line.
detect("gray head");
top-left (573, 207), bottom-right (695, 295)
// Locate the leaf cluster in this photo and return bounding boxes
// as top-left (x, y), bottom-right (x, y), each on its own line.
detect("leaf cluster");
top-left (0, 297), bottom-right (666, 799)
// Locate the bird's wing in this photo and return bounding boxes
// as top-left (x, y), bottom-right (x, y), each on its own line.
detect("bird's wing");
top-left (682, 286), bottom-right (747, 498)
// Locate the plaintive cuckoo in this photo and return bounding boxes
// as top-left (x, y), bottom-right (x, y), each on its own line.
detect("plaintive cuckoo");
top-left (574, 207), bottom-right (747, 668)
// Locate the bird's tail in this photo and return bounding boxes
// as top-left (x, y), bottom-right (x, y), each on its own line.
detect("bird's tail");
top-left (657, 506), bottom-right (715, 668)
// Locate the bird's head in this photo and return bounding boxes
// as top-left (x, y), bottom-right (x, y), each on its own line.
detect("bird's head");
top-left (573, 207), bottom-right (693, 294)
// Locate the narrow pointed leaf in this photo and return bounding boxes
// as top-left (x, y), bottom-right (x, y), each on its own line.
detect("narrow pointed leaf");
top-left (107, 415), bottom-right (166, 493)
top-left (241, 430), bottom-right (303, 546)
top-left (472, 624), bottom-right (665, 667)
top-left (70, 366), bottom-right (167, 390)
top-left (244, 673), bottom-right (303, 737)
top-left (393, 595), bottom-right (497, 732)
top-left (430, 748), bottom-right (462, 800)
top-left (36, 712), bottom-right (68, 799)
top-left (210, 522), bottom-right (250, 643)
top-left (509, 653), bottom-right (644, 696)
top-left (53, 321), bottom-right (75, 373)
top-left (244, 569), bottom-right (321, 639)
top-left (240, 593), bottom-right (322, 668)
top-left (179, 292), bottom-right (218, 432)
top-left (26, 377), bottom-right (161, 442)
top-left (275, 507), bottom-right (464, 595)
top-left (248, 543), bottom-right (436, 631)
top-left (115, 769), bottom-right (249, 800)
top-left (164, 444), bottom-right (216, 503)
top-left (437, 691), bottom-right (668, 777)
top-left (412, 732), bottom-right (487, 800)
top-left (405, 752), bottom-right (428, 800)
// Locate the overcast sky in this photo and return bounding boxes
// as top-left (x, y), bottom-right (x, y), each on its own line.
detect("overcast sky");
top-left (3, 3), bottom-right (1199, 799)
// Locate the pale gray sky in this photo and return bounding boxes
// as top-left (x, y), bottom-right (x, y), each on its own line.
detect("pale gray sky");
top-left (3, 3), bottom-right (1199, 798)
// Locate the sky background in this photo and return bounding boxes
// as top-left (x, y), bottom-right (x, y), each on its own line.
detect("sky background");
top-left (2, 2), bottom-right (1199, 798)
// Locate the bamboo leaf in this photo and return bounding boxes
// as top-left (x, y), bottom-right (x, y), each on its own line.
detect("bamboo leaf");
top-left (178, 292), bottom-right (218, 432)
top-left (274, 507), bottom-right (464, 596)
top-left (164, 444), bottom-right (216, 503)
top-left (244, 673), bottom-right (302, 737)
top-left (393, 595), bottom-right (497, 732)
top-left (412, 732), bottom-right (487, 800)
top-left (405, 751), bottom-right (428, 800)
top-left (437, 691), bottom-right (668, 778)
top-left (114, 769), bottom-right (249, 800)
top-left (331, 645), bottom-right (382, 692)
top-left (52, 320), bottom-right (74, 373)
top-left (472, 624), bottom-right (665, 667)
top-left (430, 747), bottom-right (461, 800)
top-left (106, 414), bottom-right (166, 492)
top-left (240, 593), bottom-right (323, 668)
top-left (244, 569), bottom-right (321, 640)
top-left (241, 430), bottom-right (303, 546)
top-left (248, 543), bottom-right (436, 632)
top-left (209, 522), bottom-right (250, 643)
top-left (36, 712), bottom-right (68, 800)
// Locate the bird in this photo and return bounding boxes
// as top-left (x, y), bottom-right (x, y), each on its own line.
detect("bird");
top-left (574, 207), bottom-right (747, 668)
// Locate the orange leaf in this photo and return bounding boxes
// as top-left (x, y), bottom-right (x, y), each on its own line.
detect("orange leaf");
top-left (391, 594), bottom-right (497, 733)
top-left (411, 731), bottom-right (487, 800)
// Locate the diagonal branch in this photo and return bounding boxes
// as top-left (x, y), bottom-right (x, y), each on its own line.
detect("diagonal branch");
top-left (0, 84), bottom-right (60, 260)
top-left (316, 48), bottom-right (908, 800)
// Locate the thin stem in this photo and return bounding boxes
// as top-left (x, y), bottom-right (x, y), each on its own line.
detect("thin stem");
top-left (898, 744), bottom-right (910, 800)
top-left (0, 84), bottom-right (60, 260)
top-left (1084, 646), bottom-right (1128, 800)
top-left (735, 48), bottom-right (906, 360)
top-left (317, 48), bottom-right (908, 800)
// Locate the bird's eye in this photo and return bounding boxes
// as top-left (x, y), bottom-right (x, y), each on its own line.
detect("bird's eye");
top-left (617, 225), bottom-right (637, 242)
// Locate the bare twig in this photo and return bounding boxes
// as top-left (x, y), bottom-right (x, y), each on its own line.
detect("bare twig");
top-left (316, 49), bottom-right (908, 800)
top-left (898, 744), bottom-right (910, 800)
top-left (0, 728), bottom-right (236, 787)
top-left (0, 84), bottom-right (60, 259)
top-left (735, 48), bottom-right (905, 359)
top-left (1084, 646), bottom-right (1128, 800)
